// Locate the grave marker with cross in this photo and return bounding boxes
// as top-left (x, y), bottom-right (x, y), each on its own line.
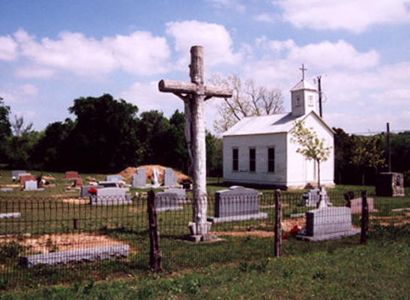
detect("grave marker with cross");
top-left (158, 45), bottom-right (232, 240)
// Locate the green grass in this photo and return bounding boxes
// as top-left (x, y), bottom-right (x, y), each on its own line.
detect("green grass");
top-left (1, 170), bottom-right (410, 297)
top-left (1, 226), bottom-right (409, 299)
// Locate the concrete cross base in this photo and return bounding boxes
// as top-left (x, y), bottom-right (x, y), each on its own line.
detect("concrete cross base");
top-left (183, 233), bottom-right (221, 243)
top-left (208, 212), bottom-right (268, 224)
top-left (296, 228), bottom-right (360, 242)
top-left (187, 221), bottom-right (213, 242)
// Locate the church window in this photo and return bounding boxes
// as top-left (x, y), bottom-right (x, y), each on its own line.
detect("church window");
top-left (308, 95), bottom-right (313, 106)
top-left (268, 148), bottom-right (275, 172)
top-left (249, 148), bottom-right (256, 172)
top-left (232, 148), bottom-right (238, 171)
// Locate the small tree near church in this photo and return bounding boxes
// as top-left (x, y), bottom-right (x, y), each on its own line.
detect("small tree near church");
top-left (291, 120), bottom-right (331, 188)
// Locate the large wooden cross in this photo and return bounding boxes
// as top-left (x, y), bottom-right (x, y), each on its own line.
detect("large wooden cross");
top-left (158, 46), bottom-right (232, 240)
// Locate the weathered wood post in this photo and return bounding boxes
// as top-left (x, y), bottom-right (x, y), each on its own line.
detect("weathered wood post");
top-left (360, 190), bottom-right (369, 244)
top-left (147, 190), bottom-right (162, 271)
top-left (274, 189), bottom-right (282, 257)
top-left (158, 45), bottom-right (232, 241)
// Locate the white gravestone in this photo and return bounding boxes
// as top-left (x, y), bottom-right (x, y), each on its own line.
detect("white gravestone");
top-left (164, 168), bottom-right (178, 187)
top-left (208, 186), bottom-right (268, 223)
top-left (91, 187), bottom-right (132, 205)
top-left (24, 180), bottom-right (38, 191)
top-left (105, 175), bottom-right (124, 183)
top-left (297, 207), bottom-right (360, 241)
top-left (132, 168), bottom-right (146, 188)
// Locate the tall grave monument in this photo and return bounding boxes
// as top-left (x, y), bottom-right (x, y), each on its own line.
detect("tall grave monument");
top-left (158, 46), bottom-right (232, 241)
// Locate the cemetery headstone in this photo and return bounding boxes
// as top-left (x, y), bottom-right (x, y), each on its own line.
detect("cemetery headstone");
top-left (132, 168), bottom-right (146, 188)
top-left (21, 244), bottom-right (129, 267)
top-left (296, 207), bottom-right (360, 241)
top-left (19, 174), bottom-right (36, 185)
top-left (0, 188), bottom-right (13, 192)
top-left (155, 190), bottom-right (186, 212)
top-left (164, 168), bottom-right (177, 187)
top-left (0, 212), bottom-right (21, 219)
top-left (24, 180), bottom-right (39, 191)
top-left (349, 197), bottom-right (375, 214)
top-left (105, 175), bottom-right (124, 183)
top-left (98, 181), bottom-right (119, 188)
top-left (208, 186), bottom-right (268, 223)
top-left (376, 172), bottom-right (405, 197)
top-left (64, 171), bottom-right (80, 179)
top-left (91, 187), bottom-right (132, 205)
top-left (303, 188), bottom-right (331, 207)
top-left (11, 170), bottom-right (26, 181)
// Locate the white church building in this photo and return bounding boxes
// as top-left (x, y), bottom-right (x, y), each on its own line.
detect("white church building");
top-left (222, 76), bottom-right (335, 189)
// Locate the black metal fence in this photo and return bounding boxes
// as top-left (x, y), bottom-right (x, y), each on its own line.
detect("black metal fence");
top-left (0, 189), bottom-right (409, 289)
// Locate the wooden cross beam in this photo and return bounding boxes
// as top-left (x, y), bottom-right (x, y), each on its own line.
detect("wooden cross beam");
top-left (158, 46), bottom-right (232, 239)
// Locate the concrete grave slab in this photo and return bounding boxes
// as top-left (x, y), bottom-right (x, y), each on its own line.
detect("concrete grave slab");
top-left (208, 186), bottom-right (267, 223)
top-left (297, 207), bottom-right (360, 241)
top-left (91, 187), bottom-right (132, 205)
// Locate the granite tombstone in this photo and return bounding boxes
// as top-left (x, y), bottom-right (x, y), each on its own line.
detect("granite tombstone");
top-left (208, 186), bottom-right (268, 223)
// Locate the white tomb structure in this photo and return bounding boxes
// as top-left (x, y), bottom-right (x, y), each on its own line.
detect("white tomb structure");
top-left (222, 74), bottom-right (335, 189)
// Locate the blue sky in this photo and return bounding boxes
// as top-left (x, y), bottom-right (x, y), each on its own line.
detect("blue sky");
top-left (1, 0), bottom-right (409, 134)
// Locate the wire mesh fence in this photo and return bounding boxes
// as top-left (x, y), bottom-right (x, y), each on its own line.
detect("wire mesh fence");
top-left (0, 188), bottom-right (409, 289)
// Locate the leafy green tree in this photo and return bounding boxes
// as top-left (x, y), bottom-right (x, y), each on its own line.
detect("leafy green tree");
top-left (350, 135), bottom-right (385, 185)
top-left (291, 120), bottom-right (331, 188)
top-left (391, 131), bottom-right (410, 185)
top-left (7, 116), bottom-right (39, 168)
top-left (206, 132), bottom-right (222, 177)
top-left (168, 110), bottom-right (189, 172)
top-left (65, 94), bottom-right (140, 172)
top-left (31, 119), bottom-right (74, 170)
top-left (136, 110), bottom-right (173, 166)
top-left (0, 97), bottom-right (11, 163)
top-left (333, 128), bottom-right (355, 184)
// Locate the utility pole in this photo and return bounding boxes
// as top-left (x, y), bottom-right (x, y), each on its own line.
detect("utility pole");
top-left (317, 76), bottom-right (323, 118)
top-left (386, 122), bottom-right (391, 172)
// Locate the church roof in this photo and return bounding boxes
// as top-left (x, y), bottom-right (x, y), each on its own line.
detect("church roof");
top-left (222, 111), bottom-right (334, 137)
top-left (290, 80), bottom-right (317, 92)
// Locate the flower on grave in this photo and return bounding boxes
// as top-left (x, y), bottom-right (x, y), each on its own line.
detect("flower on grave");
top-left (88, 187), bottom-right (97, 195)
top-left (290, 225), bottom-right (302, 236)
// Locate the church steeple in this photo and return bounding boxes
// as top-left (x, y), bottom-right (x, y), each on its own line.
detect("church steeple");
top-left (290, 64), bottom-right (319, 117)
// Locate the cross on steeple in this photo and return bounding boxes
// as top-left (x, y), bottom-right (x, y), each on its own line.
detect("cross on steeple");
top-left (299, 64), bottom-right (307, 80)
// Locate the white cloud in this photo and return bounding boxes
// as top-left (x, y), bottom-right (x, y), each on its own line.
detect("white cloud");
top-left (166, 20), bottom-right (242, 68)
top-left (276, 0), bottom-right (410, 33)
top-left (15, 66), bottom-right (55, 79)
top-left (0, 35), bottom-right (18, 61)
top-left (12, 29), bottom-right (170, 77)
top-left (0, 83), bottom-right (39, 104)
top-left (254, 13), bottom-right (275, 23)
top-left (120, 81), bottom-right (184, 115)
top-left (267, 39), bottom-right (379, 70)
top-left (208, 0), bottom-right (246, 13)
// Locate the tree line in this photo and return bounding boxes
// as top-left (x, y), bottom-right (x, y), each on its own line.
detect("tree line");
top-left (1, 88), bottom-right (409, 186)
top-left (0, 94), bottom-right (221, 176)
top-left (334, 128), bottom-right (410, 185)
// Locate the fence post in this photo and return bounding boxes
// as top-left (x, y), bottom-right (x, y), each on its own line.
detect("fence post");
top-left (274, 189), bottom-right (282, 258)
top-left (360, 190), bottom-right (369, 244)
top-left (147, 189), bottom-right (163, 272)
